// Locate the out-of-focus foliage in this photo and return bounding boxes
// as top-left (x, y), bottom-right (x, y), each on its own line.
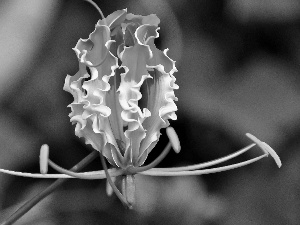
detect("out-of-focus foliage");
top-left (0, 0), bottom-right (300, 224)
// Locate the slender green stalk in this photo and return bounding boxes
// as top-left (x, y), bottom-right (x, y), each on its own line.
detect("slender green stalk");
top-left (1, 151), bottom-right (98, 225)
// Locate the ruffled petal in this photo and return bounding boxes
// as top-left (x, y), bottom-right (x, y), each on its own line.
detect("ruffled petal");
top-left (136, 25), bottom-right (178, 165)
top-left (125, 13), bottom-right (160, 27)
top-left (72, 39), bottom-right (93, 61)
top-left (118, 33), bottom-right (153, 165)
top-left (65, 19), bottom-right (127, 166)
top-left (63, 62), bottom-right (89, 103)
top-left (138, 66), bottom-right (178, 165)
top-left (97, 9), bottom-right (127, 28)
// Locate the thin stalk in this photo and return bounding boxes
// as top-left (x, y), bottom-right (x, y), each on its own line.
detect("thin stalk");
top-left (48, 159), bottom-right (123, 179)
top-left (127, 142), bottom-right (172, 174)
top-left (139, 154), bottom-right (267, 176)
top-left (150, 143), bottom-right (255, 172)
top-left (84, 0), bottom-right (105, 20)
top-left (1, 151), bottom-right (98, 225)
top-left (99, 153), bottom-right (128, 207)
top-left (0, 169), bottom-right (72, 179)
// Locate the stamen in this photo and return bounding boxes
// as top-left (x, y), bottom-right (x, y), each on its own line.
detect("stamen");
top-left (150, 143), bottom-right (255, 172)
top-left (0, 150), bottom-right (108, 179)
top-left (106, 176), bottom-right (116, 196)
top-left (246, 133), bottom-right (282, 168)
top-left (139, 154), bottom-right (268, 176)
top-left (261, 142), bottom-right (281, 168)
top-left (0, 168), bottom-right (72, 179)
top-left (122, 175), bottom-right (135, 209)
top-left (126, 142), bottom-right (172, 174)
top-left (166, 127), bottom-right (181, 153)
top-left (39, 144), bottom-right (49, 174)
top-left (48, 159), bottom-right (123, 179)
top-left (99, 153), bottom-right (128, 207)
top-left (0, 167), bottom-right (121, 179)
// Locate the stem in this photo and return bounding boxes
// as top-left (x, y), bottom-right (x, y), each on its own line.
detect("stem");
top-left (99, 153), bottom-right (128, 207)
top-left (1, 151), bottom-right (98, 225)
top-left (84, 0), bottom-right (106, 20)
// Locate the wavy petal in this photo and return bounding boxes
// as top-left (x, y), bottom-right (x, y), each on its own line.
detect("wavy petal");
top-left (138, 66), bottom-right (178, 165)
top-left (125, 13), bottom-right (160, 26)
top-left (72, 39), bottom-right (93, 61)
top-left (118, 36), bottom-right (153, 165)
top-left (63, 62), bottom-right (89, 103)
top-left (66, 20), bottom-right (128, 166)
top-left (97, 9), bottom-right (127, 28)
top-left (135, 25), bottom-right (178, 165)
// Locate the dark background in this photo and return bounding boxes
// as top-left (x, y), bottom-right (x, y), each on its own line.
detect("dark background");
top-left (0, 0), bottom-right (300, 224)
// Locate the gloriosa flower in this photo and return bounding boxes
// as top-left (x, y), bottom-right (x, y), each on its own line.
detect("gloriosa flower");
top-left (0, 3), bottom-right (281, 213)
top-left (64, 8), bottom-right (178, 170)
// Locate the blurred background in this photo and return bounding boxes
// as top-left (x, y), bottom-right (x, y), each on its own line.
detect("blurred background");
top-left (0, 0), bottom-right (300, 224)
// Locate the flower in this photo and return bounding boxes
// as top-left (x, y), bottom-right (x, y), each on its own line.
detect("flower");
top-left (64, 9), bottom-right (178, 170)
top-left (0, 5), bottom-right (282, 212)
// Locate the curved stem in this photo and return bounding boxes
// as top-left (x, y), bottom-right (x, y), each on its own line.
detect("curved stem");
top-left (127, 142), bottom-right (172, 174)
top-left (139, 154), bottom-right (267, 176)
top-left (84, 0), bottom-right (106, 20)
top-left (150, 143), bottom-right (255, 172)
top-left (99, 153), bottom-right (128, 207)
top-left (1, 151), bottom-right (98, 225)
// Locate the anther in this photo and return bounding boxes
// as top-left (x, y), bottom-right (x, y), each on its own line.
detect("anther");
top-left (261, 142), bottom-right (282, 168)
top-left (106, 176), bottom-right (116, 196)
top-left (246, 133), bottom-right (282, 168)
top-left (166, 127), bottom-right (181, 153)
top-left (39, 144), bottom-right (49, 174)
top-left (122, 175), bottom-right (135, 209)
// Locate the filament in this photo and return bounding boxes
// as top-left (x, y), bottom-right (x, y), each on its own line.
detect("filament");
top-left (48, 159), bottom-right (123, 179)
top-left (126, 142), bottom-right (172, 174)
top-left (139, 154), bottom-right (267, 176)
top-left (0, 168), bottom-right (72, 179)
top-left (150, 143), bottom-right (255, 172)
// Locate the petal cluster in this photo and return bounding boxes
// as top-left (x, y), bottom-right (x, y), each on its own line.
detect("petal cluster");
top-left (64, 9), bottom-right (178, 168)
